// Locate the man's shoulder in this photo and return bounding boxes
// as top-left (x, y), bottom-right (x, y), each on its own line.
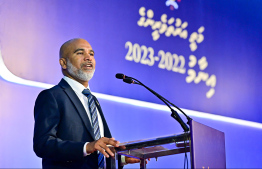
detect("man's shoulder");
top-left (41, 79), bottom-right (70, 92)
top-left (37, 79), bottom-right (70, 98)
top-left (49, 83), bottom-right (64, 92)
top-left (36, 84), bottom-right (62, 100)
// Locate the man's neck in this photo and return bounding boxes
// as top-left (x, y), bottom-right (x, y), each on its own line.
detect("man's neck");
top-left (65, 75), bottom-right (89, 88)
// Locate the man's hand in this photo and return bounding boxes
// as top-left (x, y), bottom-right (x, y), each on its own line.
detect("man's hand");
top-left (86, 137), bottom-right (119, 158)
top-left (125, 157), bottom-right (151, 164)
top-left (125, 157), bottom-right (140, 164)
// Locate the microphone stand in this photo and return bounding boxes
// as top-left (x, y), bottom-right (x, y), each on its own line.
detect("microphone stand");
top-left (122, 76), bottom-right (191, 132)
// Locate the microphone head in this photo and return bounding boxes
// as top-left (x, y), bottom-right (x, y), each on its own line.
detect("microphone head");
top-left (123, 78), bottom-right (133, 84)
top-left (115, 73), bottom-right (125, 79)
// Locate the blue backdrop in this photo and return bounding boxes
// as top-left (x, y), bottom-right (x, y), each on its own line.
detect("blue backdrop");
top-left (0, 0), bottom-right (261, 168)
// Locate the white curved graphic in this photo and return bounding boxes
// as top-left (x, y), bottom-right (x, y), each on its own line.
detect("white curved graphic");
top-left (0, 50), bottom-right (54, 89)
top-left (0, 49), bottom-right (261, 129)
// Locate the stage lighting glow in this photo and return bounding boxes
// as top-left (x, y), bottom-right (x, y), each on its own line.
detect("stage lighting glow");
top-left (0, 50), bottom-right (54, 89)
top-left (0, 50), bottom-right (261, 129)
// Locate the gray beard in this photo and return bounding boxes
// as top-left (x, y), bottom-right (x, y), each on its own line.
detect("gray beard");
top-left (66, 59), bottom-right (95, 81)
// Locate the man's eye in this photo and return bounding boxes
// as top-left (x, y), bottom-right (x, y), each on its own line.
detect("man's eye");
top-left (90, 53), bottom-right (94, 56)
top-left (77, 52), bottom-right (84, 55)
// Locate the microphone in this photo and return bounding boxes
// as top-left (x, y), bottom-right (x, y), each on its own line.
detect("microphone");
top-left (115, 73), bottom-right (125, 79)
top-left (115, 73), bottom-right (191, 132)
top-left (115, 73), bottom-right (131, 79)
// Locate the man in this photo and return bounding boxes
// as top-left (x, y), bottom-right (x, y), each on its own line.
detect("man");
top-left (33, 38), bottom-right (139, 168)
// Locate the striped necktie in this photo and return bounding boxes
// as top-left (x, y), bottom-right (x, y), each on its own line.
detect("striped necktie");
top-left (82, 89), bottom-right (104, 169)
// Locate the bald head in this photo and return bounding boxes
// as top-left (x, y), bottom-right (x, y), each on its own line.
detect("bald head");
top-left (59, 38), bottom-right (88, 59)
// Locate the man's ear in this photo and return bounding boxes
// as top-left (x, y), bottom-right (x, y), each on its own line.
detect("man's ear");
top-left (59, 58), bottom-right (67, 69)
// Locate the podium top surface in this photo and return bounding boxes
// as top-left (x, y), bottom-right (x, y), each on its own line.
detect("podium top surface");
top-left (113, 132), bottom-right (190, 159)
top-left (118, 132), bottom-right (189, 149)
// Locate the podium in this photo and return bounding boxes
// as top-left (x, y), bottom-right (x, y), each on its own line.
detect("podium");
top-left (110, 120), bottom-right (226, 169)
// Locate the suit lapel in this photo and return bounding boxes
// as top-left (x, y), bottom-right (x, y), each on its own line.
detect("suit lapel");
top-left (58, 79), bottom-right (95, 140)
top-left (93, 95), bottom-right (112, 138)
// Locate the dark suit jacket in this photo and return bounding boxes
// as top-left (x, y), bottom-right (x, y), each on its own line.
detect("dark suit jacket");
top-left (33, 79), bottom-right (114, 169)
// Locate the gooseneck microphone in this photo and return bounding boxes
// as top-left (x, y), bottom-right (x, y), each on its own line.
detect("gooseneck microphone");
top-left (116, 73), bottom-right (139, 84)
top-left (115, 73), bottom-right (126, 79)
top-left (115, 73), bottom-right (191, 132)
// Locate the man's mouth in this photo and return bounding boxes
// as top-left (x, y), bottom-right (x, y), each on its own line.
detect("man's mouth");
top-left (82, 63), bottom-right (93, 70)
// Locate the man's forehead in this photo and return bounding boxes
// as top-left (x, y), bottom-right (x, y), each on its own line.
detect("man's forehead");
top-left (71, 39), bottom-right (91, 47)
top-left (70, 39), bottom-right (93, 51)
top-left (73, 48), bottom-right (94, 54)
top-left (59, 38), bottom-right (94, 58)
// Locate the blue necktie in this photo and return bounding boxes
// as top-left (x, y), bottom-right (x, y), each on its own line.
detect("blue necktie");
top-left (82, 89), bottom-right (104, 169)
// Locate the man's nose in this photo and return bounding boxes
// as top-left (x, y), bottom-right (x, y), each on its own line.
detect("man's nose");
top-left (84, 54), bottom-right (92, 60)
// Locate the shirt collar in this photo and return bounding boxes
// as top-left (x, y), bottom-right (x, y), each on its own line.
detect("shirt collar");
top-left (63, 76), bottom-right (90, 95)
